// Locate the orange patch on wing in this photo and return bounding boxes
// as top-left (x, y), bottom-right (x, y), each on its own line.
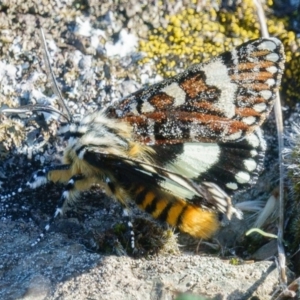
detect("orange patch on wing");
top-left (241, 82), bottom-right (272, 91)
top-left (235, 107), bottom-right (261, 117)
top-left (180, 74), bottom-right (209, 98)
top-left (208, 119), bottom-right (249, 135)
top-left (230, 71), bottom-right (274, 81)
top-left (149, 92), bottom-right (174, 109)
top-left (176, 111), bottom-right (245, 125)
top-left (250, 50), bottom-right (271, 57)
top-left (237, 61), bottom-right (274, 70)
top-left (191, 100), bottom-right (224, 114)
top-left (124, 112), bottom-right (167, 124)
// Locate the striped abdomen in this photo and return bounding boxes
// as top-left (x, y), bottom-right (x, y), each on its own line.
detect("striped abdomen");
top-left (130, 184), bottom-right (219, 239)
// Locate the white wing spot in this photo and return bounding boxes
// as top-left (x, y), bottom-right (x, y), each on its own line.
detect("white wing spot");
top-left (235, 171), bottom-right (250, 184)
top-left (266, 53), bottom-right (279, 62)
top-left (257, 40), bottom-right (277, 51)
top-left (243, 158), bottom-right (257, 172)
top-left (226, 131), bottom-right (243, 141)
top-left (260, 90), bottom-right (272, 100)
top-left (226, 182), bottom-right (238, 190)
top-left (266, 66), bottom-right (277, 74)
top-left (266, 78), bottom-right (275, 86)
top-left (253, 102), bottom-right (267, 112)
top-left (242, 116), bottom-right (256, 125)
top-left (141, 101), bottom-right (155, 113)
top-left (250, 150), bottom-right (258, 157)
top-left (161, 82), bottom-right (186, 106)
top-left (245, 133), bottom-right (260, 148)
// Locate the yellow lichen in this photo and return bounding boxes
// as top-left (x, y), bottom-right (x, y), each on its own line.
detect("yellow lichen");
top-left (139, 0), bottom-right (300, 104)
top-left (139, 0), bottom-right (262, 77)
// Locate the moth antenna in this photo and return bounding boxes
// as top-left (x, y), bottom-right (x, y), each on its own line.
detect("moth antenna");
top-left (0, 104), bottom-right (70, 122)
top-left (38, 26), bottom-right (72, 123)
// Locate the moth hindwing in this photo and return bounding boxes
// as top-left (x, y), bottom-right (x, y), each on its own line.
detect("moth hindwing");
top-left (12, 37), bottom-right (285, 246)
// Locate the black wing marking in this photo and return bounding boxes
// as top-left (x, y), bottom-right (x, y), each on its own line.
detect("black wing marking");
top-left (83, 148), bottom-right (240, 219)
top-left (152, 128), bottom-right (266, 195)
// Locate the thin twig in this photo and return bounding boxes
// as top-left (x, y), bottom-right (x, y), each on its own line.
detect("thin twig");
top-left (274, 277), bottom-right (300, 299)
top-left (253, 0), bottom-right (287, 286)
top-left (38, 23), bottom-right (72, 122)
top-left (1, 105), bottom-right (70, 121)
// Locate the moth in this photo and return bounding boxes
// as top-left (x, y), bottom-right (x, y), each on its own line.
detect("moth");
top-left (2, 35), bottom-right (285, 248)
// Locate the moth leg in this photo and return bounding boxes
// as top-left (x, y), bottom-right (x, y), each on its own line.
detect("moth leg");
top-left (31, 174), bottom-right (96, 246)
top-left (104, 178), bottom-right (135, 252)
top-left (122, 207), bottom-right (135, 252)
top-left (27, 164), bottom-right (72, 189)
top-left (89, 176), bottom-right (136, 252)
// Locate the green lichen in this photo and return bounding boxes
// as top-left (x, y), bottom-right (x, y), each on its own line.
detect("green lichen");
top-left (229, 257), bottom-right (242, 266)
